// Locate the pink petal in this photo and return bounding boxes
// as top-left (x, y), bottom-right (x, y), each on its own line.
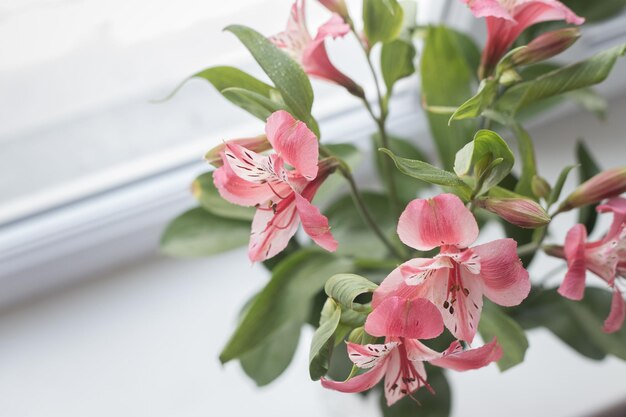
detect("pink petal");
top-left (372, 263), bottom-right (420, 309)
top-left (598, 197), bottom-right (626, 240)
top-left (558, 224), bottom-right (588, 300)
top-left (397, 194), bottom-right (479, 251)
top-left (404, 338), bottom-right (443, 362)
top-left (265, 111), bottom-right (319, 180)
top-left (472, 238), bottom-right (531, 307)
top-left (462, 0), bottom-right (515, 20)
top-left (514, 0), bottom-right (585, 26)
top-left (364, 296), bottom-right (444, 340)
top-left (321, 357), bottom-right (389, 394)
top-left (294, 192), bottom-right (337, 251)
top-left (383, 350), bottom-right (426, 406)
top-left (400, 256), bottom-right (453, 286)
top-left (213, 161), bottom-right (290, 207)
top-left (347, 341), bottom-right (398, 369)
top-left (439, 268), bottom-right (484, 343)
top-left (248, 194), bottom-right (300, 262)
top-left (430, 337), bottom-right (502, 371)
top-left (603, 289), bottom-right (626, 333)
top-left (315, 13), bottom-right (350, 39)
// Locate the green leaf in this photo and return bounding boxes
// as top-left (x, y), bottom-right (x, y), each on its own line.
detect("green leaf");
top-left (381, 38), bottom-right (416, 93)
top-left (325, 274), bottom-right (378, 311)
top-left (325, 192), bottom-right (398, 259)
top-left (220, 250), bottom-right (353, 363)
top-left (192, 172), bottom-right (254, 221)
top-left (380, 148), bottom-right (473, 200)
top-left (511, 123), bottom-right (539, 199)
top-left (381, 366), bottom-right (451, 417)
top-left (363, 0), bottom-right (404, 45)
top-left (495, 44), bottom-right (626, 115)
top-left (221, 87), bottom-right (285, 120)
top-left (421, 26), bottom-right (479, 170)
top-left (373, 135), bottom-right (429, 203)
top-left (478, 301), bottom-right (528, 371)
top-left (454, 129), bottom-right (515, 196)
top-left (309, 299), bottom-right (342, 380)
top-left (240, 321), bottom-right (301, 386)
top-left (225, 25), bottom-right (318, 135)
top-left (547, 164), bottom-right (577, 208)
top-left (576, 140), bottom-right (601, 234)
top-left (160, 208), bottom-right (249, 257)
top-left (449, 79), bottom-right (498, 123)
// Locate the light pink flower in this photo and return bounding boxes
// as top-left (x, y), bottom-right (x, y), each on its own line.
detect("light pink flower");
top-left (213, 110), bottom-right (337, 262)
top-left (461, 0), bottom-right (584, 77)
top-left (374, 194), bottom-right (531, 342)
top-left (547, 197), bottom-right (626, 333)
top-left (270, 0), bottom-right (363, 96)
top-left (321, 296), bottom-right (502, 406)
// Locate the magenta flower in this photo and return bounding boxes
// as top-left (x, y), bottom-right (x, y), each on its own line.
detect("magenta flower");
top-left (461, 0), bottom-right (584, 77)
top-left (547, 197), bottom-right (626, 333)
top-left (213, 110), bottom-right (337, 262)
top-left (270, 0), bottom-right (363, 96)
top-left (373, 194), bottom-right (531, 342)
top-left (321, 296), bottom-right (502, 406)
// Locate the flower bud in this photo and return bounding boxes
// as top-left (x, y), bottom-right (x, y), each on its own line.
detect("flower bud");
top-left (511, 28), bottom-right (581, 66)
top-left (477, 197), bottom-right (551, 228)
top-left (531, 175), bottom-right (552, 200)
top-left (204, 135), bottom-right (271, 167)
top-left (559, 167), bottom-right (626, 212)
top-left (318, 0), bottom-right (350, 20)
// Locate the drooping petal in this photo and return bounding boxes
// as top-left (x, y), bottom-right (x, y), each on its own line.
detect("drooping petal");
top-left (513, 0), bottom-right (585, 26)
top-left (346, 341), bottom-right (398, 369)
top-left (404, 338), bottom-right (443, 362)
top-left (430, 337), bottom-right (502, 371)
top-left (439, 268), bottom-right (485, 343)
top-left (472, 238), bottom-right (531, 306)
top-left (248, 194), bottom-right (300, 262)
top-left (558, 224), bottom-right (588, 300)
top-left (224, 143), bottom-right (287, 183)
top-left (265, 111), bottom-right (319, 180)
top-left (398, 194), bottom-right (479, 251)
top-left (603, 289), bottom-right (626, 333)
top-left (400, 256), bottom-right (453, 286)
top-left (383, 350), bottom-right (426, 406)
top-left (321, 357), bottom-right (389, 393)
top-left (294, 192), bottom-right (337, 251)
top-left (598, 197), bottom-right (626, 240)
top-left (365, 296), bottom-right (444, 340)
top-left (213, 160), bottom-right (290, 207)
top-left (269, 0), bottom-right (311, 60)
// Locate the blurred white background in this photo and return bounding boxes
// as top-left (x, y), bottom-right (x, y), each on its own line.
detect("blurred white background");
top-left (1, 1), bottom-right (626, 416)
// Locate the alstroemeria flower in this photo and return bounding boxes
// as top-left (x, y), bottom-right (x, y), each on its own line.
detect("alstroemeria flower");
top-left (270, 0), bottom-right (363, 96)
top-left (461, 0), bottom-right (584, 77)
top-left (321, 297), bottom-right (502, 406)
top-left (373, 194), bottom-right (531, 342)
top-left (546, 197), bottom-right (626, 333)
top-left (213, 110), bottom-right (337, 262)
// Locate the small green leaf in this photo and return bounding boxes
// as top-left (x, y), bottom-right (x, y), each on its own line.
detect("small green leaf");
top-left (547, 164), bottom-right (578, 208)
top-left (220, 250), bottom-right (353, 363)
top-left (380, 148), bottom-right (473, 200)
top-left (325, 274), bottom-right (378, 311)
top-left (449, 79), bottom-right (498, 123)
top-left (478, 301), bottom-right (529, 371)
top-left (454, 129), bottom-right (515, 196)
top-left (495, 44), bottom-right (626, 115)
top-left (240, 321), bottom-right (301, 386)
top-left (225, 25), bottom-right (318, 135)
top-left (309, 299), bottom-right (342, 380)
top-left (363, 0), bottom-right (404, 45)
top-left (381, 38), bottom-right (416, 93)
top-left (192, 172), bottom-right (255, 221)
top-left (160, 208), bottom-right (250, 257)
top-left (511, 123), bottom-right (539, 199)
top-left (576, 140), bottom-right (601, 233)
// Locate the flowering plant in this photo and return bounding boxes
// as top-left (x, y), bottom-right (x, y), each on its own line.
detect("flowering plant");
top-left (162, 0), bottom-right (626, 414)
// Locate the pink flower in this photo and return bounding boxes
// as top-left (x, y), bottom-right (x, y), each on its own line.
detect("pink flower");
top-left (547, 197), bottom-right (626, 333)
top-left (461, 0), bottom-right (584, 77)
top-left (321, 296), bottom-right (502, 406)
top-left (374, 194), bottom-right (531, 342)
top-left (213, 110), bottom-right (337, 262)
top-left (270, 0), bottom-right (363, 96)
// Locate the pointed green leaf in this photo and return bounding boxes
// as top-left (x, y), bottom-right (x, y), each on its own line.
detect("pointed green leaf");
top-left (192, 172), bottom-right (255, 221)
top-left (363, 0), bottom-right (404, 45)
top-left (309, 299), bottom-right (342, 380)
top-left (511, 123), bottom-right (539, 199)
top-left (576, 140), bottom-right (601, 233)
top-left (381, 38), bottom-right (416, 93)
top-left (548, 164), bottom-right (578, 208)
top-left (449, 79), bottom-right (498, 123)
top-left (160, 208), bottom-right (250, 257)
top-left (478, 301), bottom-right (528, 371)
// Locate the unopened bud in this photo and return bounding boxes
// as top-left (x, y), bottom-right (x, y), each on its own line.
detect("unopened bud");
top-left (204, 135), bottom-right (271, 167)
top-left (318, 0), bottom-right (350, 20)
top-left (511, 28), bottom-right (580, 66)
top-left (559, 167), bottom-right (626, 212)
top-left (499, 69), bottom-right (522, 86)
top-left (477, 197), bottom-right (551, 228)
top-left (532, 175), bottom-right (552, 200)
